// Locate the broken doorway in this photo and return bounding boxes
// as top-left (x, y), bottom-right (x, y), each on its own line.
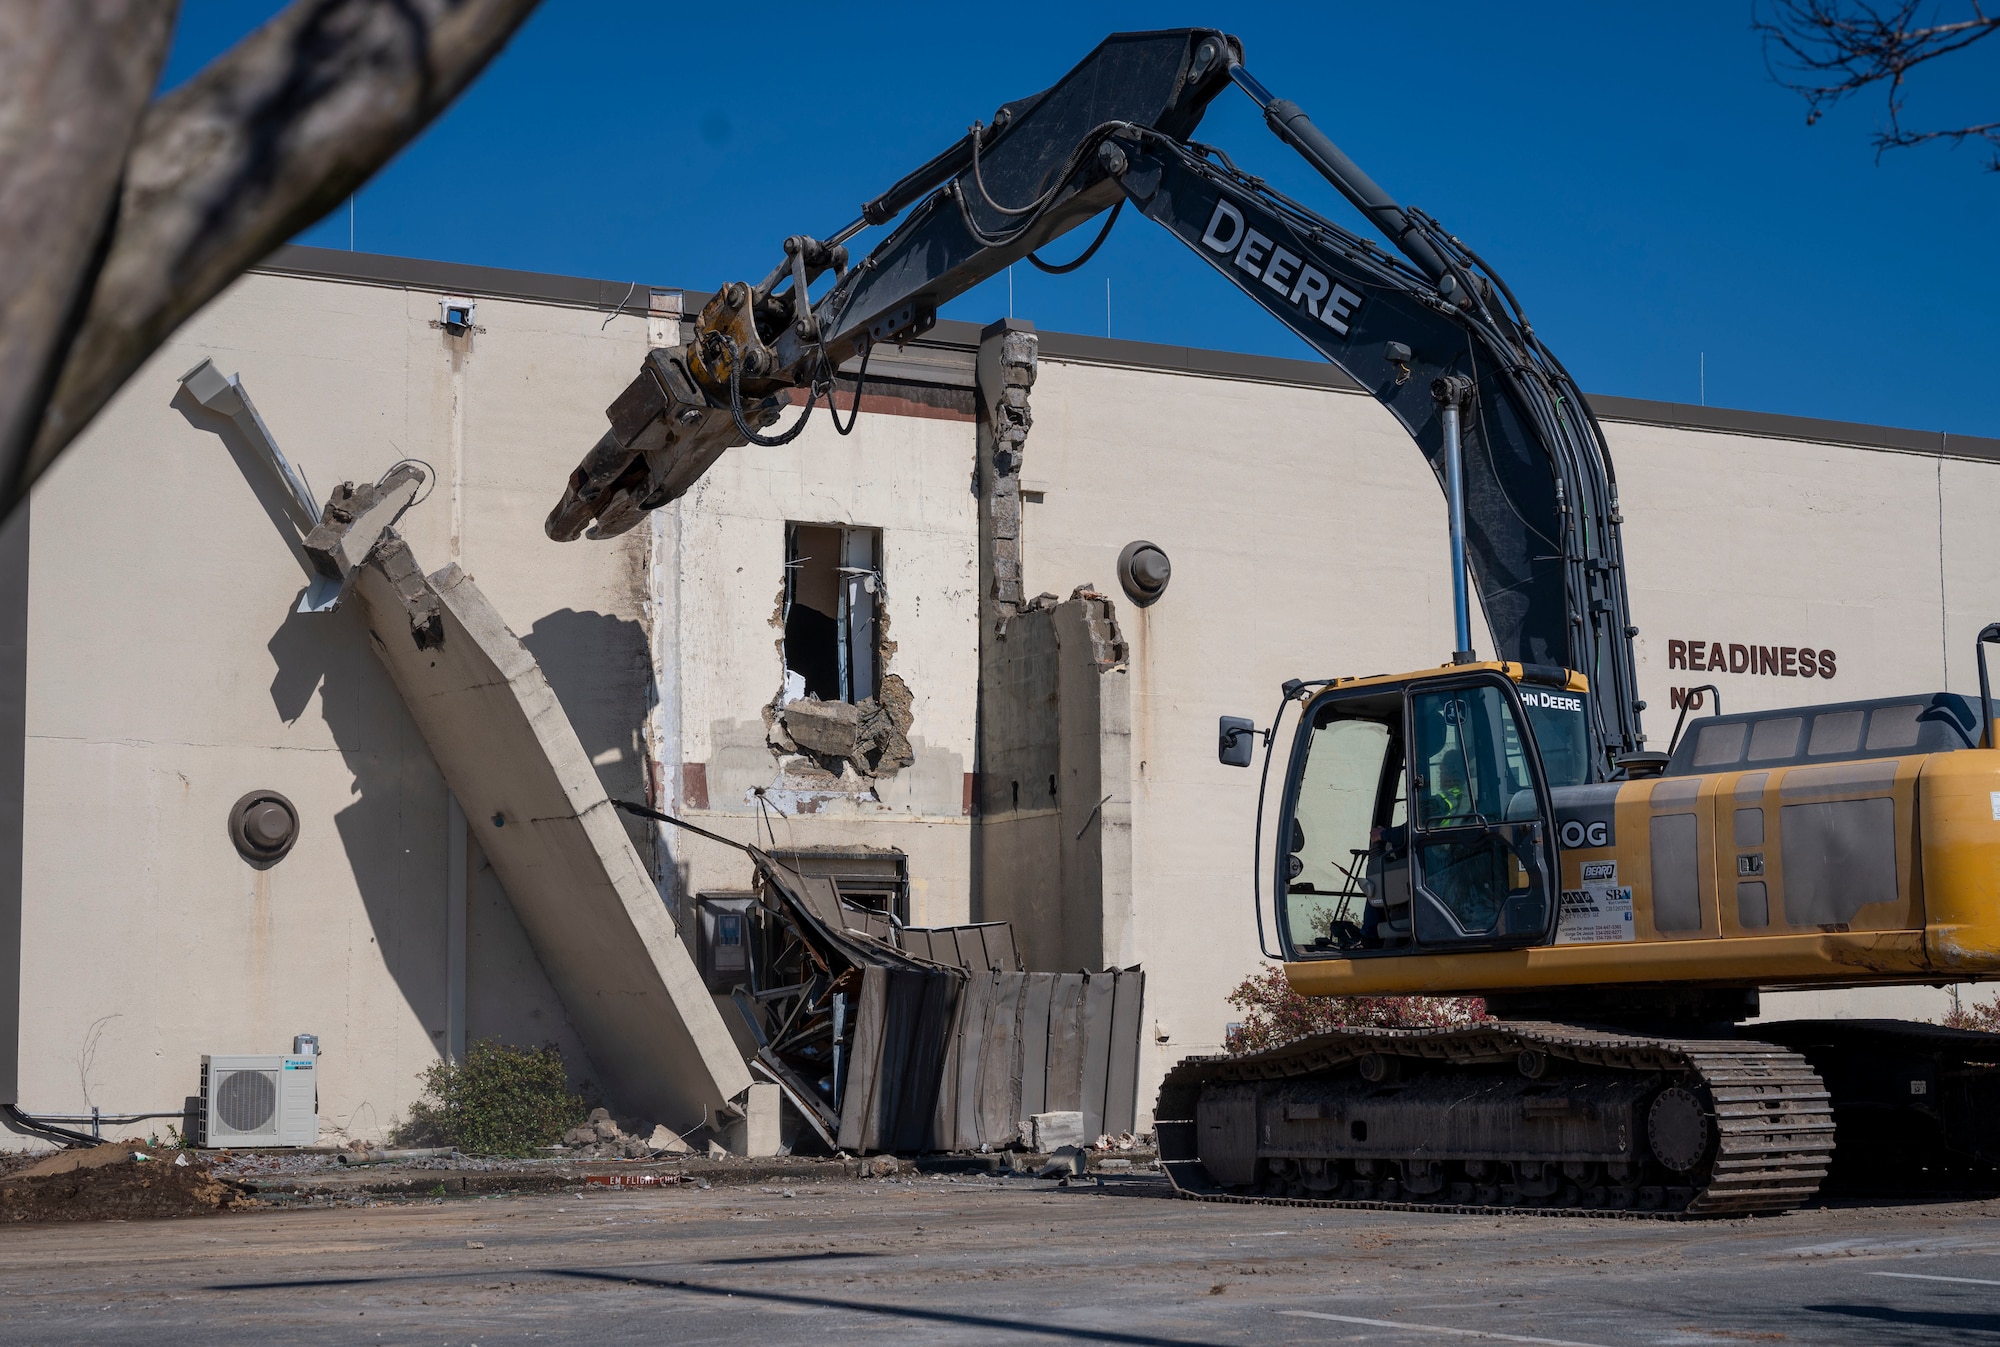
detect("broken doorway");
top-left (784, 523), bottom-right (881, 704)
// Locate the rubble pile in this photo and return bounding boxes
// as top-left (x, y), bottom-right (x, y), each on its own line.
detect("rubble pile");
top-left (1093, 1131), bottom-right (1151, 1153)
top-left (770, 674), bottom-right (916, 777)
top-left (0, 1143), bottom-right (252, 1223)
top-left (557, 1108), bottom-right (691, 1160)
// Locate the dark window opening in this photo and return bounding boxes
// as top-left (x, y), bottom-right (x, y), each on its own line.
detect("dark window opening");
top-left (784, 523), bottom-right (881, 704)
top-left (768, 848), bottom-right (910, 925)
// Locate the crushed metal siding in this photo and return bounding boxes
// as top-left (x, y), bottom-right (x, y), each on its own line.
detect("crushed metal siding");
top-left (899, 922), bottom-right (1020, 973)
top-left (749, 852), bottom-right (1141, 1154)
top-left (933, 967), bottom-right (1145, 1151)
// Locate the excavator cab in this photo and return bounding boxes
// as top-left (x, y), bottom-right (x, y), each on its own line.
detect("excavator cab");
top-left (1261, 665), bottom-right (1580, 961)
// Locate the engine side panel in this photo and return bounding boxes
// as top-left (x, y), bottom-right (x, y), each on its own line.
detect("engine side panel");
top-left (1283, 749), bottom-right (2000, 997)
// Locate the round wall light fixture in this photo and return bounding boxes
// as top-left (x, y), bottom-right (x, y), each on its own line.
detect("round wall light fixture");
top-left (1117, 539), bottom-right (1172, 607)
top-left (229, 789), bottom-right (300, 865)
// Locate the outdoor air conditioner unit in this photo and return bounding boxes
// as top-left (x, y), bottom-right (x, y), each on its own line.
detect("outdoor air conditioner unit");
top-left (199, 1054), bottom-right (318, 1147)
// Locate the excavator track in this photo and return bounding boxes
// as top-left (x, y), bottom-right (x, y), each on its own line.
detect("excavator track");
top-left (1155, 1022), bottom-right (1834, 1219)
top-left (1758, 1019), bottom-right (2000, 1196)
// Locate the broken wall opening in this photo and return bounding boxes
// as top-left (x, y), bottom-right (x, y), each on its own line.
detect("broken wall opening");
top-left (784, 523), bottom-right (880, 704)
top-left (768, 522), bottom-right (913, 780)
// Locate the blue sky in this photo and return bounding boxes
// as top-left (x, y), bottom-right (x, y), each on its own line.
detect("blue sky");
top-left (164, 3), bottom-right (1999, 436)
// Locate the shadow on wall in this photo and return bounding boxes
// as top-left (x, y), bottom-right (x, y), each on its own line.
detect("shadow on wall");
top-left (524, 608), bottom-right (654, 856)
top-left (271, 603), bottom-right (456, 1045)
top-left (465, 832), bottom-right (602, 1095)
top-left (184, 387), bottom-right (668, 1067)
top-left (178, 389), bottom-right (452, 1050)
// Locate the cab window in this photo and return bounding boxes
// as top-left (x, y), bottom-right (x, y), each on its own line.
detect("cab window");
top-left (1519, 687), bottom-right (1590, 787)
top-left (1409, 684), bottom-right (1542, 938)
top-left (1279, 698), bottom-right (1406, 955)
top-left (1410, 685), bottom-right (1538, 827)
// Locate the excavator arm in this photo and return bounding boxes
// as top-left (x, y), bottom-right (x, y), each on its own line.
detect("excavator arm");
top-left (543, 27), bottom-right (1645, 776)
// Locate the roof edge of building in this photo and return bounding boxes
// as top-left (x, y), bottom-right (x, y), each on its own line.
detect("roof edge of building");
top-left (252, 243), bottom-right (690, 316)
top-left (251, 244), bottom-right (2000, 464)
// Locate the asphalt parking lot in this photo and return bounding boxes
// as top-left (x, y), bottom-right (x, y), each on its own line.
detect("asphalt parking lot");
top-left (4, 1172), bottom-right (2000, 1345)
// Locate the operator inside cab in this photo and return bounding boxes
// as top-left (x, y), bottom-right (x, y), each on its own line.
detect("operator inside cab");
top-left (1278, 672), bottom-right (1583, 959)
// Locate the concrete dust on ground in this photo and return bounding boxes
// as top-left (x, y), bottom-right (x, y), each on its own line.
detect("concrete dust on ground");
top-left (5, 1167), bottom-right (2000, 1344)
top-left (0, 1143), bottom-right (251, 1224)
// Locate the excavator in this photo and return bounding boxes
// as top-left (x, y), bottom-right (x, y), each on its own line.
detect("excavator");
top-left (545, 29), bottom-right (2000, 1215)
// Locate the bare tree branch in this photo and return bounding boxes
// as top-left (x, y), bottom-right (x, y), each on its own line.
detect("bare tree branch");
top-left (0, 2), bottom-right (181, 516)
top-left (6, 0), bottom-right (542, 521)
top-left (1755, 0), bottom-right (2000, 165)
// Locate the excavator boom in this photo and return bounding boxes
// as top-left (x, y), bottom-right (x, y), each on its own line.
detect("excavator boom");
top-left (545, 28), bottom-right (1642, 773)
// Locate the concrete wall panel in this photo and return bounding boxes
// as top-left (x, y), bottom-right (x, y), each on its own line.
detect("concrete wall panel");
top-left (353, 560), bottom-right (750, 1126)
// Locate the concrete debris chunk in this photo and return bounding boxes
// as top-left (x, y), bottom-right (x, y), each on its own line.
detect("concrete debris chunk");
top-left (855, 674), bottom-right (915, 774)
top-left (780, 697), bottom-right (860, 758)
top-left (302, 465), bottom-right (424, 581)
top-left (1037, 1145), bottom-right (1087, 1179)
top-left (1029, 1110), bottom-right (1086, 1152)
top-left (774, 677), bottom-right (915, 778)
top-left (366, 532), bottom-right (443, 649)
top-left (557, 1110), bottom-right (688, 1159)
top-left (725, 1083), bottom-right (782, 1158)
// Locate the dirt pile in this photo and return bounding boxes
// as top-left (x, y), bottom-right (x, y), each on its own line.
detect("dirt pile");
top-left (0, 1143), bottom-right (252, 1223)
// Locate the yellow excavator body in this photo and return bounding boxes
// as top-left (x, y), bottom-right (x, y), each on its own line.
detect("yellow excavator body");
top-left (1286, 745), bottom-right (2000, 997)
top-left (1156, 660), bottom-right (2000, 1216)
top-left (1273, 662), bottom-right (2000, 1000)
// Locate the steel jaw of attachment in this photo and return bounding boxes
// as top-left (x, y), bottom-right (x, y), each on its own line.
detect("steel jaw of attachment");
top-left (544, 346), bottom-right (751, 543)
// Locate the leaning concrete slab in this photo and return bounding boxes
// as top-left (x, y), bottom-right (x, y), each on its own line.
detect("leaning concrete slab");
top-left (183, 362), bottom-right (758, 1147)
top-left (352, 554), bottom-right (754, 1137)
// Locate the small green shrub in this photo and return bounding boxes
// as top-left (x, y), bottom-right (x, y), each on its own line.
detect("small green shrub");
top-left (1224, 966), bottom-right (1485, 1055)
top-left (394, 1040), bottom-right (587, 1157)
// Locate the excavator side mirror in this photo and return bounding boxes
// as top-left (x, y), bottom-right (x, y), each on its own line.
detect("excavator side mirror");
top-left (1977, 623), bottom-right (2000, 749)
top-left (1219, 716), bottom-right (1257, 767)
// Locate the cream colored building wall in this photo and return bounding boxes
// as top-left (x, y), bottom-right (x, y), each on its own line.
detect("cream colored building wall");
top-left (1610, 420), bottom-right (2000, 1024)
top-left (10, 269), bottom-right (659, 1148)
top-left (661, 407), bottom-right (980, 928)
top-left (1023, 359), bottom-right (2000, 1115)
top-left (1021, 362), bottom-right (1459, 1109)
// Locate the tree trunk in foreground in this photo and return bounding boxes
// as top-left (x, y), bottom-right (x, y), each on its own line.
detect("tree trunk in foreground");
top-left (1, 0), bottom-right (543, 521)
